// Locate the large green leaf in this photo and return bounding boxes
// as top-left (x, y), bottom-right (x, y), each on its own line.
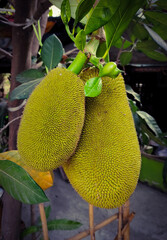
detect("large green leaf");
top-left (0, 160), bottom-right (49, 204)
top-left (41, 34), bottom-right (63, 71)
top-left (84, 0), bottom-right (120, 35)
top-left (16, 69), bottom-right (45, 83)
top-left (10, 78), bottom-right (43, 101)
top-left (144, 11), bottom-right (167, 26)
top-left (104, 0), bottom-right (145, 58)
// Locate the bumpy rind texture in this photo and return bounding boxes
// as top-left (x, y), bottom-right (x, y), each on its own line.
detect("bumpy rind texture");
top-left (17, 67), bottom-right (85, 171)
top-left (63, 68), bottom-right (141, 209)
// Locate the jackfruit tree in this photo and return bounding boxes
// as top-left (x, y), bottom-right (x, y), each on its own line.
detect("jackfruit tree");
top-left (0, 0), bottom-right (167, 239)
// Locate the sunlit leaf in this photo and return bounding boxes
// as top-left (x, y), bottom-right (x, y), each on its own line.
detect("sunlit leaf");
top-left (75, 29), bottom-right (86, 51)
top-left (41, 34), bottom-right (63, 71)
top-left (0, 160), bottom-right (49, 204)
top-left (49, 0), bottom-right (90, 24)
top-left (84, 77), bottom-right (102, 97)
top-left (104, 0), bottom-right (145, 58)
top-left (16, 69), bottom-right (45, 83)
top-left (0, 151), bottom-right (54, 190)
top-left (61, 0), bottom-right (71, 24)
top-left (84, 0), bottom-right (120, 35)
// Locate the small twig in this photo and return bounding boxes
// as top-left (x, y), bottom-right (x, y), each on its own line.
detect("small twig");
top-left (0, 8), bottom-right (15, 13)
top-left (39, 203), bottom-right (49, 240)
top-left (0, 116), bottom-right (21, 134)
top-left (0, 48), bottom-right (13, 59)
top-left (0, 15), bottom-right (37, 29)
top-left (8, 99), bottom-right (26, 112)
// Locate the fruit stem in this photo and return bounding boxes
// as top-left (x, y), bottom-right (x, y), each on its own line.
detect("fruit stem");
top-left (67, 51), bottom-right (88, 75)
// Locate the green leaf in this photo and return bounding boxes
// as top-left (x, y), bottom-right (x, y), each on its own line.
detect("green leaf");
top-left (153, 24), bottom-right (167, 40)
top-left (16, 69), bottom-right (45, 83)
top-left (136, 39), bottom-right (158, 51)
top-left (113, 37), bottom-right (132, 49)
top-left (41, 34), bottom-right (63, 71)
top-left (37, 205), bottom-right (51, 224)
top-left (138, 48), bottom-right (167, 62)
top-left (10, 78), bottom-right (42, 101)
top-left (144, 24), bottom-right (167, 51)
top-left (104, 0), bottom-right (146, 58)
top-left (61, 0), bottom-right (71, 24)
top-left (74, 0), bottom-right (95, 28)
top-left (75, 30), bottom-right (86, 51)
top-left (85, 38), bottom-right (100, 55)
top-left (120, 51), bottom-right (132, 66)
top-left (156, 0), bottom-right (167, 10)
top-left (47, 219), bottom-right (82, 230)
top-left (0, 160), bottom-right (49, 204)
top-left (84, 77), bottom-right (102, 97)
top-left (144, 11), bottom-right (167, 26)
top-left (126, 84), bottom-right (140, 102)
top-left (84, 0), bottom-right (120, 35)
top-left (49, 0), bottom-right (91, 24)
top-left (132, 22), bottom-right (149, 40)
top-left (137, 111), bottom-right (162, 136)
top-left (21, 226), bottom-right (40, 238)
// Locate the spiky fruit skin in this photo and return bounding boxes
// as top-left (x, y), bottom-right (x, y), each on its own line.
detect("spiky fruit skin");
top-left (17, 67), bottom-right (85, 171)
top-left (63, 68), bottom-right (141, 209)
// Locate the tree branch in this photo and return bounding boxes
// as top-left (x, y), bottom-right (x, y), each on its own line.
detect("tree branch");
top-left (33, 0), bottom-right (52, 20)
top-left (0, 47), bottom-right (13, 59)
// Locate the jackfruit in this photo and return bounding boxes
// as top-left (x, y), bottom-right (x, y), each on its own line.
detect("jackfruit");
top-left (17, 67), bottom-right (85, 171)
top-left (63, 67), bottom-right (141, 209)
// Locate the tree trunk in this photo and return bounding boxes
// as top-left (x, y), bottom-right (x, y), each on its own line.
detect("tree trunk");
top-left (1, 1), bottom-right (38, 239)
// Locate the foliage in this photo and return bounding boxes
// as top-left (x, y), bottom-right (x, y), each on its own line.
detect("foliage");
top-left (0, 0), bottom-right (167, 206)
top-left (21, 205), bottom-right (82, 239)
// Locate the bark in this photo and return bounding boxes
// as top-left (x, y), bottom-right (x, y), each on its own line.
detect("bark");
top-left (0, 0), bottom-right (40, 239)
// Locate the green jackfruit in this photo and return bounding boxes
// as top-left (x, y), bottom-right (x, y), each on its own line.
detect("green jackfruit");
top-left (17, 67), bottom-right (85, 171)
top-left (63, 67), bottom-right (141, 209)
